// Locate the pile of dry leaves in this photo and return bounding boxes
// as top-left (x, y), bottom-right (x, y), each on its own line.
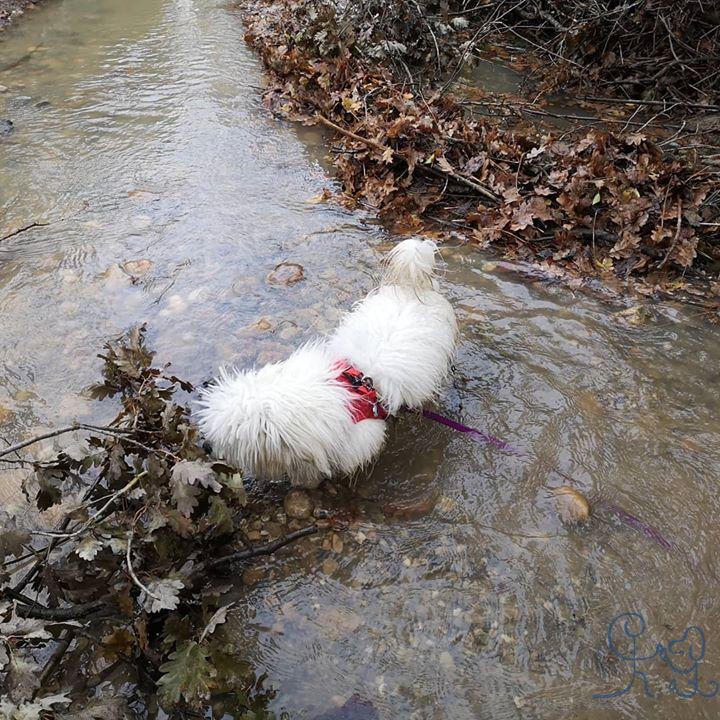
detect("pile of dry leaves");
top-left (242, 0), bottom-right (720, 307)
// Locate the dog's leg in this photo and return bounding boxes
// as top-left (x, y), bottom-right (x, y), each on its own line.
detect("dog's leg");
top-left (289, 460), bottom-right (325, 490)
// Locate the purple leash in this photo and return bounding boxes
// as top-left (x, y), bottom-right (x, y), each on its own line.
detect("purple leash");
top-left (421, 409), bottom-right (521, 454)
top-left (421, 409), bottom-right (672, 549)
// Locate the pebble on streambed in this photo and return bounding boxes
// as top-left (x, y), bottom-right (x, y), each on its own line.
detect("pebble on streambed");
top-left (551, 486), bottom-right (590, 525)
top-left (120, 258), bottom-right (154, 277)
top-left (283, 489), bottom-right (314, 519)
top-left (267, 261), bottom-right (305, 286)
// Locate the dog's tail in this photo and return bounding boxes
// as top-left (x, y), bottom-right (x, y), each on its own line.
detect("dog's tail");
top-left (382, 238), bottom-right (438, 291)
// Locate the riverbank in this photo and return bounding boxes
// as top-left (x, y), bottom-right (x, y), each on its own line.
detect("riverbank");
top-left (239, 0), bottom-right (720, 313)
top-left (0, 0), bottom-right (40, 29)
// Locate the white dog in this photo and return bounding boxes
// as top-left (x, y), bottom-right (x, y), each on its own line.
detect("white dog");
top-left (197, 238), bottom-right (457, 488)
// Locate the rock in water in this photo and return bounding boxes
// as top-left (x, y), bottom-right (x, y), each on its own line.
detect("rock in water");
top-left (121, 259), bottom-right (154, 276)
top-left (0, 405), bottom-right (15, 425)
top-left (267, 261), bottom-right (304, 285)
top-left (283, 489), bottom-right (313, 519)
top-left (553, 486), bottom-right (590, 525)
top-left (0, 119), bottom-right (14, 136)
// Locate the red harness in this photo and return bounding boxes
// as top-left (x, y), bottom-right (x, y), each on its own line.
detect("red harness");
top-left (335, 363), bottom-right (389, 423)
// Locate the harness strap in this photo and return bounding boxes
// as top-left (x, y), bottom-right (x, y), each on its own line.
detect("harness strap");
top-left (335, 363), bottom-right (388, 423)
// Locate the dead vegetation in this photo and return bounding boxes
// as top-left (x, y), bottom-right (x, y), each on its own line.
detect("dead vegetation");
top-left (0, 327), bottom-right (317, 718)
top-left (480, 0), bottom-right (720, 108)
top-left (241, 0), bottom-right (720, 311)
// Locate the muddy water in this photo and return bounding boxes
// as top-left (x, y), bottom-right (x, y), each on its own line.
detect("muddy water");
top-left (2, 2), bottom-right (720, 719)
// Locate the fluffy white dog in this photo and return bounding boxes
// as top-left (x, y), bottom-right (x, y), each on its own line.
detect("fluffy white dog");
top-left (198, 238), bottom-right (457, 488)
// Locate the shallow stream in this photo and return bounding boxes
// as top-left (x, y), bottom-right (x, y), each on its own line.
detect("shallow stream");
top-left (1, 1), bottom-right (720, 718)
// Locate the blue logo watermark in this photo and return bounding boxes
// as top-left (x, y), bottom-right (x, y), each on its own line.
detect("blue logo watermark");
top-left (593, 612), bottom-right (719, 700)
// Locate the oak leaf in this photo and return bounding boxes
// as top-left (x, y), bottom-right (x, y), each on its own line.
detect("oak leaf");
top-left (157, 640), bottom-right (216, 707)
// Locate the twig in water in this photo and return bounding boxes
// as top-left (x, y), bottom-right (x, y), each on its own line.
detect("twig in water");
top-left (0, 222), bottom-right (50, 243)
top-left (152, 259), bottom-right (191, 305)
top-left (35, 630), bottom-right (76, 693)
top-left (0, 425), bottom-right (81, 459)
top-left (4, 568), bottom-right (111, 621)
top-left (0, 44), bottom-right (43, 73)
top-left (0, 423), bottom-right (172, 463)
top-left (31, 474), bottom-right (143, 539)
top-left (14, 598), bottom-right (109, 620)
top-left (194, 524), bottom-right (319, 578)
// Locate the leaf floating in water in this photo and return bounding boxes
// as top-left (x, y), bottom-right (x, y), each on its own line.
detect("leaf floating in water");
top-left (267, 261), bottom-right (305, 286)
top-left (614, 304), bottom-right (651, 326)
top-left (247, 317), bottom-right (274, 332)
top-left (307, 188), bottom-right (332, 204)
top-left (552, 486), bottom-right (590, 525)
top-left (0, 405), bottom-right (15, 425)
top-left (383, 494), bottom-right (438, 520)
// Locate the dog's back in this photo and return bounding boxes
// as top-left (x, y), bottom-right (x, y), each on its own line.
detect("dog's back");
top-left (197, 343), bottom-right (360, 483)
top-left (328, 239), bottom-right (457, 414)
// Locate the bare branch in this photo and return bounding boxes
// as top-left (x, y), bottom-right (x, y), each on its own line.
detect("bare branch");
top-left (0, 425), bottom-right (81, 459)
top-left (194, 524), bottom-right (319, 577)
top-left (0, 221), bottom-right (50, 243)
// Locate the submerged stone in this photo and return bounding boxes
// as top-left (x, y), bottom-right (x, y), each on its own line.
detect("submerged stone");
top-left (553, 486), bottom-right (590, 525)
top-left (312, 695), bottom-right (379, 720)
top-left (284, 489), bottom-right (313, 519)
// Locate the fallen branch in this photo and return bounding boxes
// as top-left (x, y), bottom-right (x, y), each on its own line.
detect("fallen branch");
top-left (465, 100), bottom-right (683, 131)
top-left (0, 423), bottom-right (175, 463)
top-left (0, 425), bottom-right (81, 459)
top-left (581, 96), bottom-right (720, 112)
top-left (316, 113), bottom-right (391, 154)
top-left (434, 157), bottom-right (500, 202)
top-left (14, 598), bottom-right (109, 621)
top-left (196, 524), bottom-right (319, 576)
